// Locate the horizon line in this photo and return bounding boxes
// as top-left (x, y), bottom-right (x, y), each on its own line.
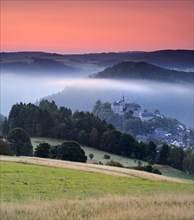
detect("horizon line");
top-left (1, 48), bottom-right (193, 55)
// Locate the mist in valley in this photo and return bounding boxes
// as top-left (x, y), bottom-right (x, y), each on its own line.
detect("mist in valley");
top-left (1, 71), bottom-right (193, 129)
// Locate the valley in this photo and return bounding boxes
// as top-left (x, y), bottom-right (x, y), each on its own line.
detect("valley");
top-left (1, 1), bottom-right (194, 219)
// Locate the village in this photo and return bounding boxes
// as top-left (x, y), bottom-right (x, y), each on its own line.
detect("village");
top-left (111, 96), bottom-right (194, 149)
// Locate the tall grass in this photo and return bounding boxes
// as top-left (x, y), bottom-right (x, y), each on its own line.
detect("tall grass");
top-left (1, 194), bottom-right (194, 220)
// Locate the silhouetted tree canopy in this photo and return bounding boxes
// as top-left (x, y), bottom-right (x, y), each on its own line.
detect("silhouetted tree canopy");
top-left (8, 128), bottom-right (32, 156)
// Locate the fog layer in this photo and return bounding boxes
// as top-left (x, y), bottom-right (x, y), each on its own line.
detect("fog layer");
top-left (1, 73), bottom-right (193, 128)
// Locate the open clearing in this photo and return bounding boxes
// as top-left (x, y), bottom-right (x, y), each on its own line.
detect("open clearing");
top-left (0, 156), bottom-right (194, 219)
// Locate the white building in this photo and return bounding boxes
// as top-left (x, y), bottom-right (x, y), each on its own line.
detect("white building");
top-left (139, 112), bottom-right (155, 121)
top-left (111, 95), bottom-right (143, 116)
top-left (111, 96), bottom-right (125, 115)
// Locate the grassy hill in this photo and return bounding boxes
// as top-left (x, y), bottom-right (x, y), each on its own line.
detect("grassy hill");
top-left (0, 156), bottom-right (193, 219)
top-left (31, 137), bottom-right (194, 182)
top-left (93, 61), bottom-right (194, 83)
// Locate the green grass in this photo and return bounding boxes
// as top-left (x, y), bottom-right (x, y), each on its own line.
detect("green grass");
top-left (31, 137), bottom-right (194, 181)
top-left (156, 165), bottom-right (194, 181)
top-left (31, 137), bottom-right (147, 167)
top-left (0, 161), bottom-right (193, 203)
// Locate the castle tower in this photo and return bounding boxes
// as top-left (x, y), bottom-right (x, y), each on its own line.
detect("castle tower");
top-left (122, 93), bottom-right (125, 111)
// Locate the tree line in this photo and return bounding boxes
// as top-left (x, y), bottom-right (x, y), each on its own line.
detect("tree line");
top-left (2, 100), bottom-right (194, 174)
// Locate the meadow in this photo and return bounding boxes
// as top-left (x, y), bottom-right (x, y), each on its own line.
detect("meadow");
top-left (0, 156), bottom-right (194, 219)
top-left (31, 137), bottom-right (194, 181)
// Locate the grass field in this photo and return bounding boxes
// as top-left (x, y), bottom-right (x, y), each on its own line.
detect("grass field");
top-left (31, 137), bottom-right (194, 181)
top-left (31, 137), bottom-right (147, 167)
top-left (0, 157), bottom-right (194, 219)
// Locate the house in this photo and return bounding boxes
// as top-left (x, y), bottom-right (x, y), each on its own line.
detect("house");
top-left (140, 112), bottom-right (155, 121)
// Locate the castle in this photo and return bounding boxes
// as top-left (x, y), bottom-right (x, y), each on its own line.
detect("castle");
top-left (111, 96), bottom-right (154, 121)
top-left (111, 95), bottom-right (142, 116)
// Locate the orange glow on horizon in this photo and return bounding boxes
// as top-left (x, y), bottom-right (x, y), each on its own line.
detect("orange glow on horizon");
top-left (1, 1), bottom-right (193, 53)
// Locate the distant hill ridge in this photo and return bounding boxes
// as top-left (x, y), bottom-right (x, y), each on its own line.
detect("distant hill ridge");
top-left (93, 61), bottom-right (194, 83)
top-left (1, 49), bottom-right (194, 71)
top-left (0, 57), bottom-right (80, 74)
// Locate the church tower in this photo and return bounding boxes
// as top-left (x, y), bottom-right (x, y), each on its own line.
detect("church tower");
top-left (122, 93), bottom-right (125, 111)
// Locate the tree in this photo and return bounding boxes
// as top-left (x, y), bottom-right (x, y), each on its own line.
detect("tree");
top-left (169, 146), bottom-right (184, 170)
top-left (8, 128), bottom-right (32, 156)
top-left (77, 129), bottom-right (88, 145)
top-left (2, 117), bottom-right (9, 136)
top-left (34, 143), bottom-right (51, 158)
top-left (56, 141), bottom-right (87, 162)
top-left (157, 144), bottom-right (169, 165)
top-left (146, 141), bottom-right (157, 162)
top-left (89, 153), bottom-right (94, 160)
top-left (93, 100), bottom-right (102, 115)
top-left (183, 151), bottom-right (194, 174)
top-left (89, 128), bottom-right (99, 147)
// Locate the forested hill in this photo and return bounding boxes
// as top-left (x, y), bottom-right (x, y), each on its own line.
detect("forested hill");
top-left (2, 100), bottom-right (194, 173)
top-left (3, 100), bottom-right (139, 158)
top-left (93, 61), bottom-right (194, 83)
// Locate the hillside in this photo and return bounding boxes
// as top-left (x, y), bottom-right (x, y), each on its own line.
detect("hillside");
top-left (67, 49), bottom-right (194, 70)
top-left (1, 50), bottom-right (193, 74)
top-left (0, 157), bottom-right (193, 219)
top-left (92, 100), bottom-right (194, 147)
top-left (0, 57), bottom-right (81, 74)
top-left (93, 61), bottom-right (194, 83)
top-left (31, 137), bottom-right (194, 181)
top-left (0, 52), bottom-right (102, 75)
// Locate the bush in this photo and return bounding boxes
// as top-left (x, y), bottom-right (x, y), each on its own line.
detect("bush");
top-left (34, 143), bottom-right (51, 158)
top-left (104, 154), bottom-right (111, 159)
top-left (89, 153), bottom-right (94, 160)
top-left (135, 164), bottom-right (162, 175)
top-left (49, 145), bottom-right (59, 159)
top-left (0, 139), bottom-right (14, 155)
top-left (50, 141), bottom-right (87, 163)
top-left (152, 168), bottom-right (162, 175)
top-left (106, 160), bottom-right (123, 167)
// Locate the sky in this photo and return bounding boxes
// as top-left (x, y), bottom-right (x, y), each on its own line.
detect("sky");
top-left (1, 0), bottom-right (194, 53)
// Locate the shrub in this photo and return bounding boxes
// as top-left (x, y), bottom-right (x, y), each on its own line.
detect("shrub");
top-left (104, 154), bottom-right (111, 159)
top-left (89, 153), bottom-right (94, 160)
top-left (50, 141), bottom-right (87, 163)
top-left (152, 168), bottom-right (162, 175)
top-left (34, 143), bottom-right (51, 158)
top-left (106, 160), bottom-right (123, 167)
top-left (0, 139), bottom-right (14, 155)
top-left (135, 164), bottom-right (162, 175)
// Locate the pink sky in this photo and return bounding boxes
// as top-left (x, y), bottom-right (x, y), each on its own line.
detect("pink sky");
top-left (1, 0), bottom-right (193, 53)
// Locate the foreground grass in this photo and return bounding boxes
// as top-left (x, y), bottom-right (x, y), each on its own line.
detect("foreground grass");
top-left (2, 194), bottom-right (194, 220)
top-left (1, 160), bottom-right (193, 202)
top-left (0, 158), bottom-right (194, 219)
